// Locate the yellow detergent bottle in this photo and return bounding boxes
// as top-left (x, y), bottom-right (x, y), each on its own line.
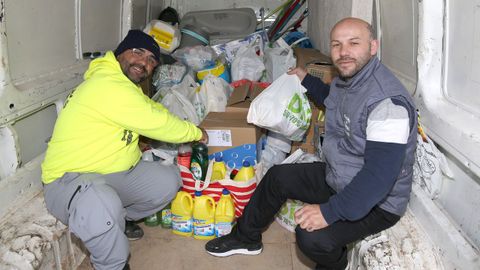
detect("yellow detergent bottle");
top-left (211, 155), bottom-right (227, 182)
top-left (171, 191), bottom-right (193, 237)
top-left (215, 188), bottom-right (235, 237)
top-left (193, 191), bottom-right (215, 240)
top-left (234, 160), bottom-right (255, 182)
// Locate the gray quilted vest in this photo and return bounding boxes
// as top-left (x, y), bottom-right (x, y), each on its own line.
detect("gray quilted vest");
top-left (323, 57), bottom-right (417, 216)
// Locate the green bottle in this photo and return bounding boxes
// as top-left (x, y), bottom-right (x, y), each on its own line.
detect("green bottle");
top-left (144, 212), bottom-right (160, 227)
top-left (160, 203), bottom-right (172, 228)
top-left (190, 142), bottom-right (209, 181)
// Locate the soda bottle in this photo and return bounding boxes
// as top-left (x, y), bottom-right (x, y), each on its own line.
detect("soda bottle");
top-left (177, 143), bottom-right (192, 168)
top-left (190, 142), bottom-right (209, 181)
top-left (193, 191), bottom-right (215, 240)
top-left (160, 202), bottom-right (172, 229)
top-left (211, 154), bottom-right (227, 182)
top-left (215, 188), bottom-right (235, 237)
top-left (234, 160), bottom-right (255, 182)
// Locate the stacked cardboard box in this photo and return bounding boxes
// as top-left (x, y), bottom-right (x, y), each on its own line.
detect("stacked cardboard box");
top-left (294, 47), bottom-right (337, 84)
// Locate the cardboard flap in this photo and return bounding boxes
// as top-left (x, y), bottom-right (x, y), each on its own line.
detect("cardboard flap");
top-left (294, 47), bottom-right (332, 68)
top-left (227, 82), bottom-right (250, 106)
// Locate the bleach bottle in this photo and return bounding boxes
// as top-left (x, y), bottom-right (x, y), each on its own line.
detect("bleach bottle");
top-left (211, 155), bottom-right (227, 182)
top-left (193, 191), bottom-right (215, 240)
top-left (171, 191), bottom-right (193, 237)
top-left (234, 160), bottom-right (255, 182)
top-left (215, 188), bottom-right (235, 237)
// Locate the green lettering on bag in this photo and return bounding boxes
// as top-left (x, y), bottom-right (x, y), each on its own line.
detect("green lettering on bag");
top-left (287, 93), bottom-right (302, 113)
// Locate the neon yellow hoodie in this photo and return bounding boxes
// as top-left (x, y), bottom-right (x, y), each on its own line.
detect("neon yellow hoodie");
top-left (41, 51), bottom-right (201, 184)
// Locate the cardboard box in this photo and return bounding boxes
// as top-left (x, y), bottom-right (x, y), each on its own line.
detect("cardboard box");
top-left (294, 48), bottom-right (337, 84)
top-left (290, 104), bottom-right (325, 154)
top-left (226, 80), bottom-right (269, 113)
top-left (200, 110), bottom-right (264, 152)
top-left (200, 111), bottom-right (265, 168)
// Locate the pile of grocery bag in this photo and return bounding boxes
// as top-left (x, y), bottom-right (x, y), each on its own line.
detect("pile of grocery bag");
top-left (141, 2), bottom-right (335, 236)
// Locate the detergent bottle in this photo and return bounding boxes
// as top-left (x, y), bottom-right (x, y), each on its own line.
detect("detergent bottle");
top-left (211, 155), bottom-right (227, 182)
top-left (233, 160), bottom-right (255, 182)
top-left (190, 142), bottom-right (209, 181)
top-left (193, 191), bottom-right (215, 240)
top-left (171, 191), bottom-right (193, 237)
top-left (215, 188), bottom-right (235, 237)
top-left (160, 202), bottom-right (172, 229)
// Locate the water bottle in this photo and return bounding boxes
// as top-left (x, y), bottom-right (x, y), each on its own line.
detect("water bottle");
top-left (177, 143), bottom-right (192, 169)
top-left (190, 142), bottom-right (208, 181)
top-left (234, 160), bottom-right (255, 182)
top-left (211, 155), bottom-right (227, 181)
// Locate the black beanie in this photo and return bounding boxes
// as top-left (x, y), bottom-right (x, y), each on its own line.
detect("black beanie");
top-left (114, 30), bottom-right (161, 62)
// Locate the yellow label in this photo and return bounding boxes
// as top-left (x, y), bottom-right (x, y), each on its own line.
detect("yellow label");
top-left (149, 28), bottom-right (173, 49)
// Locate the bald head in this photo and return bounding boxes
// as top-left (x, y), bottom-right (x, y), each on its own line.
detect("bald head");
top-left (331, 17), bottom-right (375, 41)
top-left (329, 17), bottom-right (378, 79)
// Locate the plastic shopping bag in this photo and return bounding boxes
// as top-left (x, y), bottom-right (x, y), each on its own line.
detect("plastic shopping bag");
top-left (231, 40), bottom-right (265, 82)
top-left (200, 75), bottom-right (233, 113)
top-left (247, 73), bottom-right (311, 141)
top-left (161, 90), bottom-right (200, 125)
top-left (413, 134), bottom-right (453, 199)
top-left (264, 38), bottom-right (296, 82)
top-left (179, 160), bottom-right (257, 218)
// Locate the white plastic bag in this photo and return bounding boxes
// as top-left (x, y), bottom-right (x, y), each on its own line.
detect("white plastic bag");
top-left (200, 75), bottom-right (233, 112)
top-left (231, 41), bottom-right (265, 81)
top-left (264, 38), bottom-right (296, 82)
top-left (413, 134), bottom-right (454, 199)
top-left (247, 73), bottom-right (311, 141)
top-left (161, 90), bottom-right (200, 125)
top-left (172, 45), bottom-right (217, 71)
top-left (191, 87), bottom-right (208, 122)
top-left (275, 149), bottom-right (321, 232)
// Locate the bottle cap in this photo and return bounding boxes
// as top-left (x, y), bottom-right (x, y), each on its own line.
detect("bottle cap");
top-left (222, 188), bottom-right (230, 195)
top-left (215, 155), bottom-right (223, 162)
top-left (194, 191), bottom-right (202, 196)
top-left (242, 160), bottom-right (251, 167)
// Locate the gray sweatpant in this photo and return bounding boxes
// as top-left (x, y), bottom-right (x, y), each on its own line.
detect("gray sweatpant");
top-left (43, 160), bottom-right (182, 270)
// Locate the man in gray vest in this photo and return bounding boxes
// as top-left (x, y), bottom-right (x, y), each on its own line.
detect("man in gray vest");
top-left (205, 17), bottom-right (417, 270)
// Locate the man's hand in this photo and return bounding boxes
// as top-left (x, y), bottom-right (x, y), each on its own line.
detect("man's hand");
top-left (199, 127), bottom-right (209, 144)
top-left (294, 204), bottom-right (329, 232)
top-left (287, 67), bottom-right (308, 82)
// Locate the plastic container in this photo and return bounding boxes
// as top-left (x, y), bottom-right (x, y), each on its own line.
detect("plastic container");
top-left (211, 155), bottom-right (227, 181)
top-left (144, 212), bottom-right (160, 227)
top-left (160, 203), bottom-right (172, 229)
top-left (144, 20), bottom-right (181, 54)
top-left (180, 8), bottom-right (257, 45)
top-left (177, 143), bottom-right (192, 168)
top-left (179, 24), bottom-right (209, 48)
top-left (196, 61), bottom-right (231, 84)
top-left (193, 191), bottom-right (215, 240)
top-left (190, 142), bottom-right (209, 181)
top-left (215, 189), bottom-right (235, 237)
top-left (171, 191), bottom-right (193, 237)
top-left (234, 160), bottom-right (255, 182)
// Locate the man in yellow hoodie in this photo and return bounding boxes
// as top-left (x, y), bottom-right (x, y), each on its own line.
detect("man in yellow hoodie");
top-left (41, 30), bottom-right (207, 270)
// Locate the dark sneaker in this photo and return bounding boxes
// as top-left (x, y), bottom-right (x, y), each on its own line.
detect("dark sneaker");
top-left (125, 220), bottom-right (144, 241)
top-left (205, 233), bottom-right (262, 257)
